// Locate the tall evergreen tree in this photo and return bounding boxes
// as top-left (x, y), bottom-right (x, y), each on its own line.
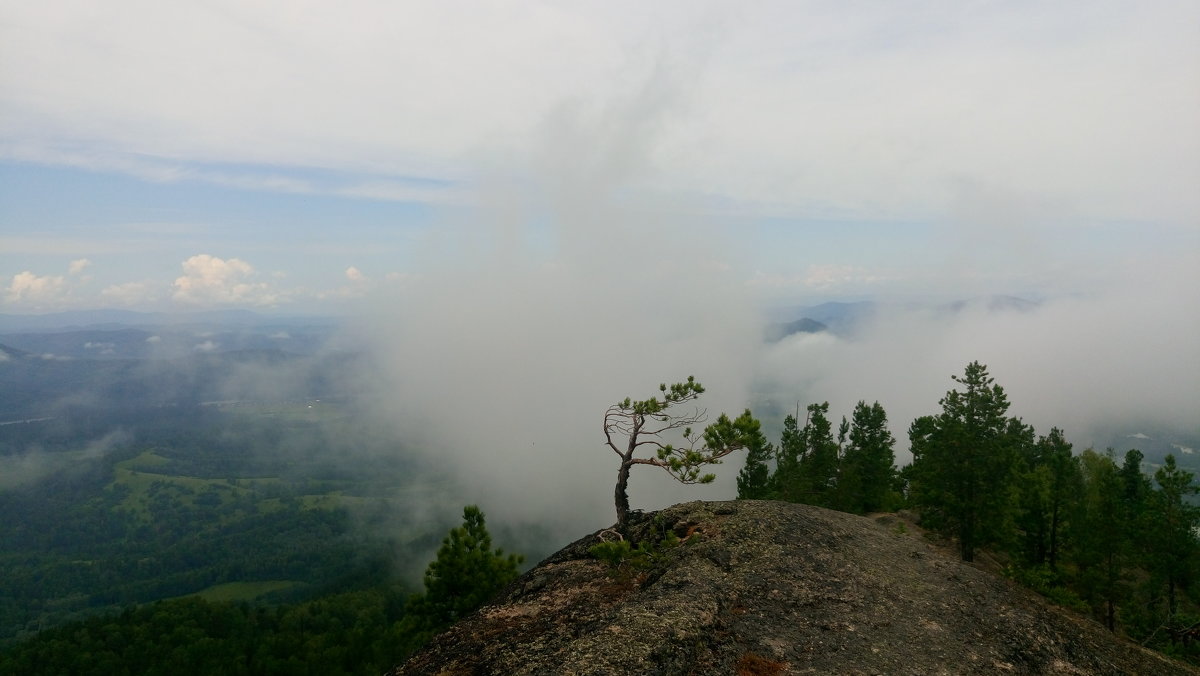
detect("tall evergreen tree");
top-left (1147, 455), bottom-right (1200, 628)
top-left (403, 505), bottom-right (523, 638)
top-left (736, 429), bottom-right (774, 500)
top-left (1016, 427), bottom-right (1079, 568)
top-left (1071, 449), bottom-right (1129, 631)
top-left (1119, 449), bottom-right (1152, 544)
top-left (836, 400), bottom-right (897, 514)
top-left (906, 361), bottom-right (1022, 562)
top-left (771, 411), bottom-right (804, 502)
top-left (796, 402), bottom-right (840, 508)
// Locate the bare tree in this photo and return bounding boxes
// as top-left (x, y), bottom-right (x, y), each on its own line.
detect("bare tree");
top-left (603, 376), bottom-right (764, 533)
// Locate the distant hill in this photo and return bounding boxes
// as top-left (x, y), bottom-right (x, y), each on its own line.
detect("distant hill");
top-left (0, 348), bottom-right (359, 419)
top-left (765, 296), bottom-right (1041, 341)
top-left (940, 295), bottom-right (1042, 315)
top-left (0, 326), bottom-right (336, 360)
top-left (391, 500), bottom-right (1193, 675)
top-left (0, 309), bottom-right (339, 333)
top-left (763, 317), bottom-right (828, 342)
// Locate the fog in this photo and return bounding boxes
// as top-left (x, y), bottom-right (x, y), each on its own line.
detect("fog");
top-left (0, 428), bottom-right (130, 490)
top-left (757, 263), bottom-right (1200, 465)
top-left (351, 80), bottom-right (762, 540)
top-left (341, 76), bottom-right (1199, 542)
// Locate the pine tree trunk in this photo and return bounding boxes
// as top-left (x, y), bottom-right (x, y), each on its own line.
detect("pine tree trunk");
top-left (615, 459), bottom-right (632, 533)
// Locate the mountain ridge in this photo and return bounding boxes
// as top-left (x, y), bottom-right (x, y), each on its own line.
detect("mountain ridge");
top-left (390, 500), bottom-right (1194, 675)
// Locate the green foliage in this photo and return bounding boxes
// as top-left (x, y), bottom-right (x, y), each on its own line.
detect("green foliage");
top-left (589, 523), bottom-right (684, 581)
top-left (736, 430), bottom-right (774, 500)
top-left (1015, 427), bottom-right (1081, 569)
top-left (0, 588), bottom-right (414, 676)
top-left (837, 401), bottom-right (898, 514)
top-left (0, 503), bottom-right (527, 674)
top-left (1145, 456), bottom-right (1200, 625)
top-left (398, 505), bottom-right (522, 649)
top-left (1003, 563), bottom-right (1089, 614)
top-left (741, 401), bottom-right (898, 515)
top-left (906, 361), bottom-right (1026, 561)
top-left (1068, 449), bottom-right (1130, 631)
top-left (767, 403), bottom-right (839, 506)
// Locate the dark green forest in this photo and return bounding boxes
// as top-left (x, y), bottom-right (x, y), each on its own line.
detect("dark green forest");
top-left (0, 402), bottom-right (525, 675)
top-left (2, 360), bottom-right (1198, 673)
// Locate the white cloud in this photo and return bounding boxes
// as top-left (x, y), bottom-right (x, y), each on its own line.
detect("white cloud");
top-left (194, 340), bottom-right (218, 353)
top-left (68, 258), bottom-right (91, 275)
top-left (84, 341), bottom-right (115, 355)
top-left (5, 270), bottom-right (67, 307)
top-left (172, 254), bottom-right (279, 306)
top-left (344, 266), bottom-right (364, 283)
top-left (145, 335), bottom-right (161, 343)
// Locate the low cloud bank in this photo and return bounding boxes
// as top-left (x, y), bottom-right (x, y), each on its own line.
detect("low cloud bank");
top-left (756, 256), bottom-right (1200, 463)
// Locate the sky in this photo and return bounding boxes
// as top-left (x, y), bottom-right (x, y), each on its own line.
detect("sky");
top-left (2, 0), bottom-right (1197, 314)
top-left (1, 1), bottom-right (1198, 534)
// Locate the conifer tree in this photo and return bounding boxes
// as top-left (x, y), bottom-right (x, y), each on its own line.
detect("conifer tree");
top-left (771, 412), bottom-right (805, 502)
top-left (1016, 428), bottom-right (1080, 569)
top-left (736, 431), bottom-right (774, 500)
top-left (1147, 455), bottom-right (1199, 627)
top-left (837, 400), bottom-right (897, 514)
top-left (603, 377), bottom-right (764, 532)
top-left (1071, 449), bottom-right (1129, 631)
top-left (401, 505), bottom-right (522, 647)
top-left (1119, 449), bottom-right (1152, 541)
top-left (907, 361), bottom-right (1023, 562)
top-left (796, 402), bottom-right (840, 508)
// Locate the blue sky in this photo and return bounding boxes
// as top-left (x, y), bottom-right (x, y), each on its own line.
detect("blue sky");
top-left (1, 1), bottom-right (1197, 314)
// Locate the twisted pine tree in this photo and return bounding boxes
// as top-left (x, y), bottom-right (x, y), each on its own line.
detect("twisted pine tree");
top-left (603, 376), bottom-right (764, 533)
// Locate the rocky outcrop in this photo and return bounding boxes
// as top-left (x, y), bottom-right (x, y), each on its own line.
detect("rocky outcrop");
top-left (390, 500), bottom-right (1195, 675)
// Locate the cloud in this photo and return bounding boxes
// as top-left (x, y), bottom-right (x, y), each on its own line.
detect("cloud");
top-left (172, 254), bottom-right (279, 306)
top-left (145, 335), bottom-right (161, 343)
top-left (68, 258), bottom-right (91, 275)
top-left (5, 271), bottom-right (67, 307)
top-left (755, 253), bottom-right (1200, 463)
top-left (84, 341), bottom-right (115, 355)
top-left (344, 266), bottom-right (364, 283)
top-left (0, 429), bottom-right (130, 489)
top-left (2, 3), bottom-right (1195, 224)
top-left (193, 340), bottom-right (218, 353)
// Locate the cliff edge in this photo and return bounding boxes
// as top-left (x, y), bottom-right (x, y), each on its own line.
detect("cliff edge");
top-left (390, 500), bottom-right (1194, 675)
